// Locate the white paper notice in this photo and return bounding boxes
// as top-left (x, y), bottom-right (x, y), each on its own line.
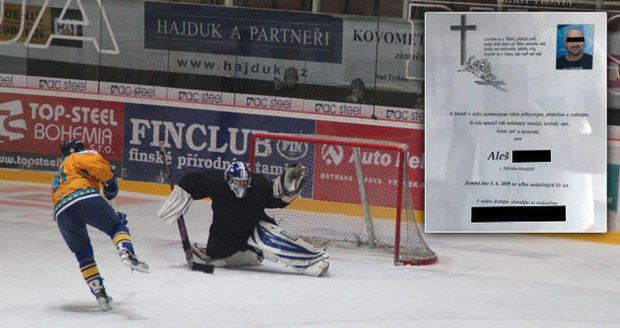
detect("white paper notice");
top-left (425, 12), bottom-right (607, 232)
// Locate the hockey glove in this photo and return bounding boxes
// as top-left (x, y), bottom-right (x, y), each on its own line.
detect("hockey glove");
top-left (103, 176), bottom-right (118, 200)
top-left (273, 163), bottom-right (306, 198)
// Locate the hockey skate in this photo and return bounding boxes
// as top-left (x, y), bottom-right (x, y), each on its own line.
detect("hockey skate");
top-left (94, 287), bottom-right (113, 311)
top-left (119, 248), bottom-right (150, 273)
top-left (190, 243), bottom-right (211, 263)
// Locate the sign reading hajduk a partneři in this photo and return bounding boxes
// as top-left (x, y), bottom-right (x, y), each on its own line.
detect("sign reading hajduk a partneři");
top-left (144, 2), bottom-right (342, 63)
top-left (425, 12), bottom-right (607, 232)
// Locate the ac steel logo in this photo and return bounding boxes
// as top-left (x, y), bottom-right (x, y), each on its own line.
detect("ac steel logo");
top-left (321, 144), bottom-right (344, 165)
top-left (38, 78), bottom-right (87, 92)
top-left (178, 91), bottom-right (203, 102)
top-left (385, 109), bottom-right (424, 122)
top-left (246, 96), bottom-right (291, 109)
top-left (0, 100), bottom-right (27, 143)
top-left (110, 85), bottom-right (129, 96)
top-left (314, 103), bottom-right (338, 113)
top-left (276, 140), bottom-right (308, 161)
top-left (39, 79), bottom-right (62, 90)
top-left (314, 103), bottom-right (362, 116)
top-left (246, 97), bottom-right (269, 107)
top-left (111, 84), bottom-right (156, 98)
top-left (178, 91), bottom-right (224, 104)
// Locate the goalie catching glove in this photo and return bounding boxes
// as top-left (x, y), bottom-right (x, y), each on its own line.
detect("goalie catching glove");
top-left (273, 163), bottom-right (306, 199)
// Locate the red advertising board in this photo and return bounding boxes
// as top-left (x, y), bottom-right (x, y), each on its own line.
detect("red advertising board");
top-left (314, 122), bottom-right (424, 210)
top-left (0, 93), bottom-right (125, 164)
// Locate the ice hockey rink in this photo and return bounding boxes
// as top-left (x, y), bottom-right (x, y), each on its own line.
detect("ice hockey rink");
top-left (1, 180), bottom-right (619, 328)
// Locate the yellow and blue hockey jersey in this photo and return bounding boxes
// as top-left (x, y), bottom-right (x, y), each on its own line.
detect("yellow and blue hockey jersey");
top-left (52, 150), bottom-right (114, 215)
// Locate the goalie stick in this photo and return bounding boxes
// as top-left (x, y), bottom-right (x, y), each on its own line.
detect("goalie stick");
top-left (159, 142), bottom-right (214, 273)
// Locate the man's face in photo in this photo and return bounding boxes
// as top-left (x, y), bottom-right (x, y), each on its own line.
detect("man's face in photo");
top-left (565, 29), bottom-right (585, 56)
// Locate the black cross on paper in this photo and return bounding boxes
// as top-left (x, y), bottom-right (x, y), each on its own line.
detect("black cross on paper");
top-left (450, 15), bottom-right (477, 65)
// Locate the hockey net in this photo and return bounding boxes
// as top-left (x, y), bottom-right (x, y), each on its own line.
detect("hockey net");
top-left (249, 133), bottom-right (437, 265)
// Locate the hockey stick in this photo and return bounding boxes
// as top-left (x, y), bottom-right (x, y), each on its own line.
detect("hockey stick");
top-left (158, 142), bottom-right (214, 273)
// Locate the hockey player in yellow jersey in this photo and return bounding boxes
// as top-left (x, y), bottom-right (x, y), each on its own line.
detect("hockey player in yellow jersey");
top-left (52, 139), bottom-right (149, 311)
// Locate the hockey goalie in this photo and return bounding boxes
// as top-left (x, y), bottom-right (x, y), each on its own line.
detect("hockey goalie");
top-left (157, 161), bottom-right (329, 277)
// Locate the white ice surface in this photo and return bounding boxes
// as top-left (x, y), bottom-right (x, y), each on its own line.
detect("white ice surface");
top-left (1, 180), bottom-right (619, 328)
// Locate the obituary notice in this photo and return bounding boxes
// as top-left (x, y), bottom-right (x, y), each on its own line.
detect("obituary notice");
top-left (425, 12), bottom-right (607, 232)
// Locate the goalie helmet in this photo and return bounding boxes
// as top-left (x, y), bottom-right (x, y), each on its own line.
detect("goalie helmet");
top-left (60, 139), bottom-right (84, 157)
top-left (224, 161), bottom-right (251, 198)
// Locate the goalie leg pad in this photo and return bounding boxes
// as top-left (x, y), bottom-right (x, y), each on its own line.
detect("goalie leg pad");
top-left (247, 221), bottom-right (329, 277)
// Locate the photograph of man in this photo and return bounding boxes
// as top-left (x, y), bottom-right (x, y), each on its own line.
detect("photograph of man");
top-left (556, 25), bottom-right (593, 70)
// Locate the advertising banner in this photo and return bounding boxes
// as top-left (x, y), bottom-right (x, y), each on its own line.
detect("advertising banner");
top-left (27, 75), bottom-right (98, 94)
top-left (425, 12), bottom-right (606, 232)
top-left (303, 99), bottom-right (373, 118)
top-left (0, 92), bottom-right (125, 170)
top-left (123, 103), bottom-right (316, 183)
top-left (99, 81), bottom-right (167, 100)
top-left (0, 89), bottom-right (425, 210)
top-left (168, 88), bottom-right (235, 106)
top-left (315, 121), bottom-right (424, 210)
top-left (144, 2), bottom-right (342, 63)
top-left (160, 11), bottom-right (423, 94)
top-left (0, 0), bottom-right (116, 69)
top-left (0, 2), bottom-right (84, 46)
top-left (0, 73), bottom-right (26, 88)
top-left (373, 106), bottom-right (424, 123)
top-left (344, 16), bottom-right (424, 93)
top-left (235, 93), bottom-right (304, 112)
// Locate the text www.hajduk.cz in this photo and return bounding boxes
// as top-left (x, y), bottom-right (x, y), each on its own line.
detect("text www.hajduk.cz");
top-left (176, 59), bottom-right (308, 77)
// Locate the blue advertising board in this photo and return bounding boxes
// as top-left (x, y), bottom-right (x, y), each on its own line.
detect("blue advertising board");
top-left (144, 1), bottom-right (343, 63)
top-left (123, 103), bottom-right (316, 185)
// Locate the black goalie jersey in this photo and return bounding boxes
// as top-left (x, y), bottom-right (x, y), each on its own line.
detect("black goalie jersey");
top-left (178, 171), bottom-right (289, 259)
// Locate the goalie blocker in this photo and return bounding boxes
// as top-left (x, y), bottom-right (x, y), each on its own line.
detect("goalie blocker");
top-left (157, 161), bottom-right (329, 277)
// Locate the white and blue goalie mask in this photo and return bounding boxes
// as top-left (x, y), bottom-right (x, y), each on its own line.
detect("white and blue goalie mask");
top-left (225, 161), bottom-right (252, 198)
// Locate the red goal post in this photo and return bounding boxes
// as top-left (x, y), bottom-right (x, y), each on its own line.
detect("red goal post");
top-left (249, 132), bottom-right (437, 266)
